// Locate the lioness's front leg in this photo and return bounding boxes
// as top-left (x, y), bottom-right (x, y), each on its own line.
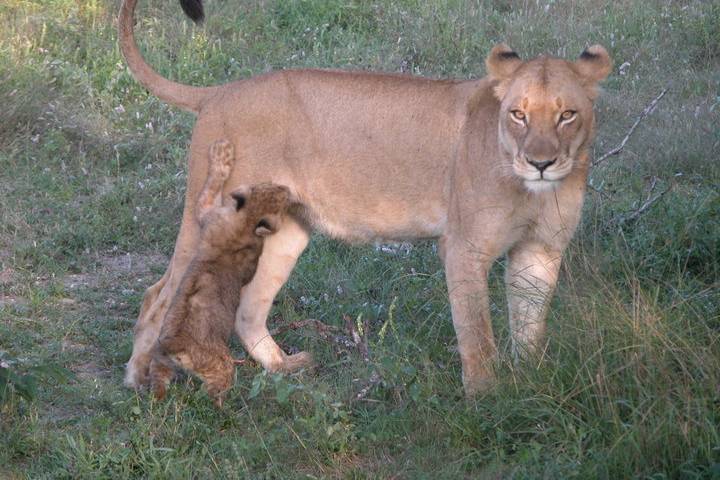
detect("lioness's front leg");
top-left (235, 216), bottom-right (314, 372)
top-left (443, 239), bottom-right (499, 395)
top-left (505, 241), bottom-right (562, 360)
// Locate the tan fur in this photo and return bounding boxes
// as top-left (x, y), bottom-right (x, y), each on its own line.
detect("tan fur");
top-left (119, 0), bottom-right (611, 395)
top-left (149, 140), bottom-right (291, 405)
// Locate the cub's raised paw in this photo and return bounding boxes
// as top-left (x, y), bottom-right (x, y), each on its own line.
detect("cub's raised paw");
top-left (208, 139), bottom-right (235, 181)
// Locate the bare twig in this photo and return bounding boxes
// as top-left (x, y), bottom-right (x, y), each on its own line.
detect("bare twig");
top-left (270, 318), bottom-right (341, 338)
top-left (592, 87), bottom-right (669, 168)
top-left (342, 314), bottom-right (385, 401)
top-left (233, 358), bottom-right (255, 366)
top-left (586, 183), bottom-right (611, 198)
top-left (620, 187), bottom-right (671, 224)
top-left (610, 176), bottom-right (671, 225)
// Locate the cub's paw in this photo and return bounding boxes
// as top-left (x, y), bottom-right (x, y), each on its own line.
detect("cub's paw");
top-left (208, 139), bottom-right (235, 181)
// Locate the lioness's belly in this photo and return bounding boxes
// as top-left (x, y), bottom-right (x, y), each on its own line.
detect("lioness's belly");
top-left (300, 187), bottom-right (448, 242)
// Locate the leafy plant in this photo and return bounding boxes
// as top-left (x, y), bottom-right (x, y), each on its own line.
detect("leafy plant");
top-left (0, 353), bottom-right (72, 404)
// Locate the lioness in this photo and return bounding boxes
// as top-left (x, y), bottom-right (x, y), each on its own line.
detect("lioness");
top-left (149, 140), bottom-right (297, 405)
top-left (119, 0), bottom-right (611, 395)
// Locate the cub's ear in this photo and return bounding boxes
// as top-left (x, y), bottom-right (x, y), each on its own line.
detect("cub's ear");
top-left (230, 186), bottom-right (249, 211)
top-left (574, 44), bottom-right (612, 86)
top-left (486, 44), bottom-right (522, 81)
top-left (254, 215), bottom-right (281, 237)
top-left (231, 191), bottom-right (246, 211)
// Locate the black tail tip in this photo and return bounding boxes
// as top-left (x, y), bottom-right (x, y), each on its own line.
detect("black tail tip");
top-left (179, 0), bottom-right (204, 23)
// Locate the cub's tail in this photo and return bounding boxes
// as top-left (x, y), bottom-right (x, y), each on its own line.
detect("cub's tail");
top-left (118, 0), bottom-right (217, 113)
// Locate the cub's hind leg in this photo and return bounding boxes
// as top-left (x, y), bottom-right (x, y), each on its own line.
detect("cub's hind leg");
top-left (148, 346), bottom-right (176, 400)
top-left (188, 341), bottom-right (235, 407)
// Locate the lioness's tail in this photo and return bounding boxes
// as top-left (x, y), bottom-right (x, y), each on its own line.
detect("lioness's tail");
top-left (119, 0), bottom-right (217, 113)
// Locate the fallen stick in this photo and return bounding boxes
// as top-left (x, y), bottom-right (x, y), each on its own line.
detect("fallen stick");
top-left (269, 318), bottom-right (341, 338)
top-left (592, 87), bottom-right (669, 168)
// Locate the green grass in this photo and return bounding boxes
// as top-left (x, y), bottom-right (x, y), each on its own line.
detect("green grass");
top-left (1, 0), bottom-right (719, 478)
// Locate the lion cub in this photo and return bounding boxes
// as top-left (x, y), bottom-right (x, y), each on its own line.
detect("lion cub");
top-left (149, 140), bottom-right (290, 405)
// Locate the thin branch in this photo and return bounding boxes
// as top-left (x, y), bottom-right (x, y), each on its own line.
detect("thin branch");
top-left (610, 177), bottom-right (671, 225)
top-left (593, 87), bottom-right (669, 167)
top-left (586, 183), bottom-right (611, 198)
top-left (270, 318), bottom-right (341, 338)
top-left (619, 186), bottom-right (671, 224)
top-left (265, 315), bottom-right (384, 401)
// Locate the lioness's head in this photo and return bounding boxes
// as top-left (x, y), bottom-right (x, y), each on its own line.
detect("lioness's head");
top-left (486, 44), bottom-right (612, 192)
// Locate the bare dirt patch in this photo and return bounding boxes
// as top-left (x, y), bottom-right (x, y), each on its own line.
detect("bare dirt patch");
top-left (98, 252), bottom-right (167, 277)
top-left (0, 295), bottom-right (27, 310)
top-left (61, 252), bottom-right (168, 292)
top-left (0, 266), bottom-right (15, 286)
top-left (72, 360), bottom-right (112, 381)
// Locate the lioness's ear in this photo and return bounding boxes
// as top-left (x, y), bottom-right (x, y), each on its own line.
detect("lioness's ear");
top-left (486, 44), bottom-right (523, 100)
top-left (573, 45), bottom-right (612, 93)
top-left (486, 44), bottom-right (522, 81)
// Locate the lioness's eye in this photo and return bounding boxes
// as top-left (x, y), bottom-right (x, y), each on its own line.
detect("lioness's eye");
top-left (510, 110), bottom-right (526, 122)
top-left (559, 110), bottom-right (576, 123)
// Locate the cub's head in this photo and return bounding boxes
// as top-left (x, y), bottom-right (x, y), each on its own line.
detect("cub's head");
top-left (227, 183), bottom-right (291, 239)
top-left (201, 183), bottom-right (291, 248)
top-left (486, 44), bottom-right (612, 192)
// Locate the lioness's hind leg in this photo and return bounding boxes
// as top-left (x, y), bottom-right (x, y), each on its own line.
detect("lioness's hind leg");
top-left (125, 230), bottom-right (200, 389)
top-left (124, 267), bottom-right (173, 389)
top-left (196, 140), bottom-right (235, 220)
top-left (125, 134), bottom-right (216, 389)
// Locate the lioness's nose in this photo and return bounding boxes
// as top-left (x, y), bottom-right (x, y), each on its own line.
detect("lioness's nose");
top-left (526, 158), bottom-right (557, 172)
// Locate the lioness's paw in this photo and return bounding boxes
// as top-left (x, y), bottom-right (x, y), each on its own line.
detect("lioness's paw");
top-left (124, 359), bottom-right (151, 390)
top-left (462, 370), bottom-right (496, 397)
top-left (281, 351), bottom-right (315, 373)
top-left (208, 139), bottom-right (234, 180)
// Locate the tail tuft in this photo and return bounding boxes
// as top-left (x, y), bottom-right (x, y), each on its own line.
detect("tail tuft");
top-left (179, 0), bottom-right (204, 23)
